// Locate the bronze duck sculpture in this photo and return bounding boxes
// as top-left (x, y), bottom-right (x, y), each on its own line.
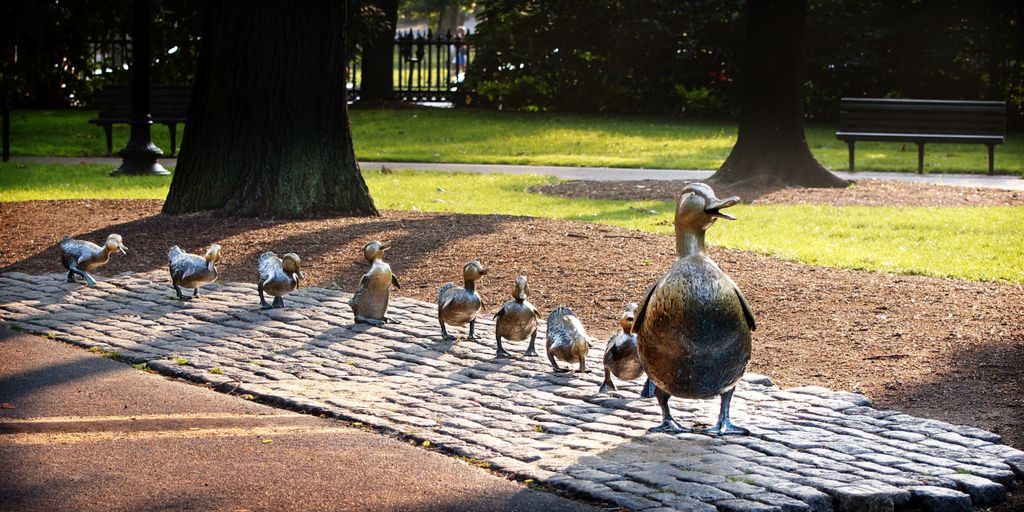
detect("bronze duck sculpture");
top-left (545, 306), bottom-right (594, 373)
top-left (349, 241), bottom-right (402, 325)
top-left (168, 244), bottom-right (222, 300)
top-left (438, 261), bottom-right (487, 340)
top-left (493, 275), bottom-right (540, 357)
top-left (59, 234), bottom-right (127, 287)
top-left (599, 302), bottom-right (655, 397)
top-left (634, 183), bottom-right (756, 435)
top-left (257, 252), bottom-right (304, 309)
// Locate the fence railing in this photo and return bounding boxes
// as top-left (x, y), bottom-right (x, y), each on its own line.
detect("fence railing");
top-left (348, 29), bottom-right (475, 103)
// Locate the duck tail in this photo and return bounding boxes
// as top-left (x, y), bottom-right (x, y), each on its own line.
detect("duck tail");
top-left (438, 282), bottom-right (456, 304)
top-left (168, 246), bottom-right (183, 259)
top-left (547, 305), bottom-right (575, 323)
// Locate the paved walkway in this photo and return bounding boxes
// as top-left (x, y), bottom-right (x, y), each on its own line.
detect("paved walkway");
top-left (0, 327), bottom-right (600, 511)
top-left (1, 272), bottom-right (1022, 511)
top-left (13, 156), bottom-right (1024, 191)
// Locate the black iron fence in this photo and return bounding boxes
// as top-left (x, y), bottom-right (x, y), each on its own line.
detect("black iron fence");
top-left (348, 29), bottom-right (475, 103)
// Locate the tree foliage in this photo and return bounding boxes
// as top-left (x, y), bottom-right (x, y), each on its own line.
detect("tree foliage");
top-left (467, 0), bottom-right (1024, 125)
top-left (467, 0), bottom-right (741, 113)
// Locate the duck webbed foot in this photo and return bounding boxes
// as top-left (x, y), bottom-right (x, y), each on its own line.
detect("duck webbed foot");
top-left (355, 315), bottom-right (385, 326)
top-left (705, 388), bottom-right (749, 436)
top-left (523, 333), bottom-right (538, 357)
top-left (467, 320), bottom-right (481, 340)
top-left (174, 284), bottom-right (191, 301)
top-left (439, 321), bottom-right (456, 341)
top-left (548, 353), bottom-right (569, 373)
top-left (648, 387), bottom-right (691, 433)
top-left (574, 358), bottom-right (589, 373)
top-left (598, 370), bottom-right (616, 394)
top-left (193, 288), bottom-right (200, 298)
top-left (68, 264), bottom-right (95, 286)
top-left (272, 296), bottom-right (285, 308)
top-left (495, 336), bottom-right (512, 358)
top-left (649, 418), bottom-right (691, 434)
top-left (383, 316), bottom-right (401, 324)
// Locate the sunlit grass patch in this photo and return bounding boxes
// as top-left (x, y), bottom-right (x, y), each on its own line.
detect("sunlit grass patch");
top-left (9, 108), bottom-right (1023, 174)
top-left (0, 162), bottom-right (171, 201)
top-left (2, 163), bottom-right (1021, 282)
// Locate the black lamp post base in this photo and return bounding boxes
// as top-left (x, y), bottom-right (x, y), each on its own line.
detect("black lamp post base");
top-left (111, 158), bottom-right (170, 176)
top-left (111, 120), bottom-right (171, 176)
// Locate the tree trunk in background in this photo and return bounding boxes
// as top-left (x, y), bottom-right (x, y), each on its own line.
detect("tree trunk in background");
top-left (438, 4), bottom-right (460, 34)
top-left (359, 0), bottom-right (399, 103)
top-left (163, 1), bottom-right (378, 218)
top-left (708, 0), bottom-right (848, 188)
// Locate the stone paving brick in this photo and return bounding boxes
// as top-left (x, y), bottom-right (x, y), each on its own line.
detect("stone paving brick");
top-left (0, 271), bottom-right (1020, 512)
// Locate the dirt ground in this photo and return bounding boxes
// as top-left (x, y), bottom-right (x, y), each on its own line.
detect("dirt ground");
top-left (536, 178), bottom-right (1024, 207)
top-left (2, 196), bottom-right (1022, 463)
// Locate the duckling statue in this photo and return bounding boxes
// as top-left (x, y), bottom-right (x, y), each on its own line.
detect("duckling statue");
top-left (634, 183), bottom-right (756, 435)
top-left (438, 261), bottom-right (487, 340)
top-left (493, 275), bottom-right (541, 357)
top-left (545, 306), bottom-right (595, 373)
top-left (599, 302), bottom-right (655, 398)
top-left (257, 252), bottom-right (304, 309)
top-left (168, 244), bottom-right (222, 300)
top-left (59, 234), bottom-right (127, 287)
top-left (349, 241), bottom-right (402, 325)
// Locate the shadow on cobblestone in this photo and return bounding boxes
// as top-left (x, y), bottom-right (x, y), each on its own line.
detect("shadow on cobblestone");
top-left (1, 272), bottom-right (1021, 512)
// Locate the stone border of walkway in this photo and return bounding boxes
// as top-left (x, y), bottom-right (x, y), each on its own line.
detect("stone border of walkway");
top-left (2, 271), bottom-right (1022, 512)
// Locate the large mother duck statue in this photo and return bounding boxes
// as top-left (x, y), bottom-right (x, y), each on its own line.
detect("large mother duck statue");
top-left (633, 183), bottom-right (757, 436)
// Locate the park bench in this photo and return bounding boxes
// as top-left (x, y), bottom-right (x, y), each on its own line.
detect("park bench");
top-left (89, 84), bottom-right (190, 156)
top-left (836, 98), bottom-right (1005, 174)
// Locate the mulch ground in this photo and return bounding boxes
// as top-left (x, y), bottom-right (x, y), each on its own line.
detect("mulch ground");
top-left (2, 197), bottom-right (1021, 458)
top-left (536, 178), bottom-right (1024, 207)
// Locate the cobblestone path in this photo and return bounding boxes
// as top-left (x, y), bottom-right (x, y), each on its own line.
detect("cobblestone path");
top-left (2, 272), bottom-right (1021, 512)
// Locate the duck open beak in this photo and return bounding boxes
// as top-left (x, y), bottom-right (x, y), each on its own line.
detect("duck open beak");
top-left (479, 268), bottom-right (488, 276)
top-left (705, 196), bottom-right (740, 220)
top-left (380, 244), bottom-right (390, 252)
top-left (296, 271), bottom-right (305, 282)
top-left (119, 244), bottom-right (128, 254)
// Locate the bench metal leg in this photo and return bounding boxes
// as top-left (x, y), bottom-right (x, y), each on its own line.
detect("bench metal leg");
top-left (916, 142), bottom-right (925, 174)
top-left (847, 141), bottom-right (855, 171)
top-left (987, 144), bottom-right (994, 175)
top-left (103, 124), bottom-right (113, 156)
top-left (168, 123), bottom-right (177, 156)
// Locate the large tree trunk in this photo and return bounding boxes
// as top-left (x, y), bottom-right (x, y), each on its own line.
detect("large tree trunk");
top-left (708, 0), bottom-right (847, 188)
top-left (359, 0), bottom-right (399, 104)
top-left (163, 1), bottom-right (378, 218)
top-left (437, 4), bottom-right (460, 34)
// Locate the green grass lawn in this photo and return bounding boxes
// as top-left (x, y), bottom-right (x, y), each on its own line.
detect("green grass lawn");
top-left (9, 108), bottom-right (1023, 175)
top-left (3, 162), bottom-right (1021, 283)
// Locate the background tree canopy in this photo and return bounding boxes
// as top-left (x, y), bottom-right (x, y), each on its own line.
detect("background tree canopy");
top-left (4, 0), bottom-right (1021, 127)
top-left (466, 0), bottom-right (1023, 125)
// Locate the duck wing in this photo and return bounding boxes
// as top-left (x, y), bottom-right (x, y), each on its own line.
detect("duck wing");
top-left (726, 276), bottom-right (756, 331)
top-left (631, 277), bottom-right (663, 336)
top-left (525, 300), bottom-right (541, 319)
top-left (438, 283), bottom-right (457, 310)
top-left (258, 253), bottom-right (281, 283)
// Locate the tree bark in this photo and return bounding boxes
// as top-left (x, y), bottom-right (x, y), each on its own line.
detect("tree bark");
top-left (359, 0), bottom-right (399, 103)
top-left (438, 4), bottom-right (460, 34)
top-left (163, 1), bottom-right (378, 218)
top-left (708, 0), bottom-right (848, 188)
